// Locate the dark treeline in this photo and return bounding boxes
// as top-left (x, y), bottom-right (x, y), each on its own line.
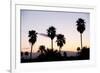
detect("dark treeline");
top-left (21, 47), bottom-right (89, 63)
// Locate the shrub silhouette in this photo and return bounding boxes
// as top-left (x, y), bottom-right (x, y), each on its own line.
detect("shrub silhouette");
top-left (77, 47), bottom-right (80, 56)
top-left (38, 45), bottom-right (46, 55)
top-left (79, 47), bottom-right (90, 59)
top-left (21, 52), bottom-right (24, 56)
top-left (37, 48), bottom-right (62, 61)
top-left (24, 52), bottom-right (29, 56)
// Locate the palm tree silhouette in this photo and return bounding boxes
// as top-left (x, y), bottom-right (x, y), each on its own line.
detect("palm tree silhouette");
top-left (28, 30), bottom-right (37, 59)
top-left (80, 47), bottom-right (89, 59)
top-left (77, 47), bottom-right (80, 56)
top-left (38, 45), bottom-right (46, 54)
top-left (47, 26), bottom-right (56, 49)
top-left (56, 34), bottom-right (66, 52)
top-left (76, 18), bottom-right (85, 49)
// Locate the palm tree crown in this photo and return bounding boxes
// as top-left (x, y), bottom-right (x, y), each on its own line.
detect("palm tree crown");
top-left (56, 34), bottom-right (66, 52)
top-left (47, 26), bottom-right (56, 39)
top-left (28, 30), bottom-right (37, 45)
top-left (38, 45), bottom-right (46, 54)
top-left (47, 26), bottom-right (56, 49)
top-left (76, 18), bottom-right (85, 34)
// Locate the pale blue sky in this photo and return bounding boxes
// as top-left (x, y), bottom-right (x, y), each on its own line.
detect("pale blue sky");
top-left (20, 10), bottom-right (90, 52)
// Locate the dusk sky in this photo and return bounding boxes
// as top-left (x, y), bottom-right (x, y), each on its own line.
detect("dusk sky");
top-left (20, 10), bottom-right (90, 53)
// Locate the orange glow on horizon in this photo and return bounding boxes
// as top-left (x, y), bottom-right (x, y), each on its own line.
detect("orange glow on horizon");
top-left (21, 36), bottom-right (90, 53)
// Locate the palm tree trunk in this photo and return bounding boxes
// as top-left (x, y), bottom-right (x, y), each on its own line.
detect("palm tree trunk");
top-left (30, 45), bottom-right (33, 59)
top-left (51, 39), bottom-right (53, 49)
top-left (80, 33), bottom-right (82, 49)
top-left (59, 47), bottom-right (61, 52)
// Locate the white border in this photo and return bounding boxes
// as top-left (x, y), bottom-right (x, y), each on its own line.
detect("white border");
top-left (11, 3), bottom-right (96, 73)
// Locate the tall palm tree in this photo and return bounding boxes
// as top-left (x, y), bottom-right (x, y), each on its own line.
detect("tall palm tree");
top-left (56, 34), bottom-right (66, 52)
top-left (28, 30), bottom-right (37, 59)
top-left (76, 18), bottom-right (85, 49)
top-left (47, 26), bottom-right (56, 49)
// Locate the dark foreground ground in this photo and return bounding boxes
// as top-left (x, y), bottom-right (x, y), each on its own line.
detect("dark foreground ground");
top-left (21, 47), bottom-right (89, 63)
top-left (21, 56), bottom-right (89, 63)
